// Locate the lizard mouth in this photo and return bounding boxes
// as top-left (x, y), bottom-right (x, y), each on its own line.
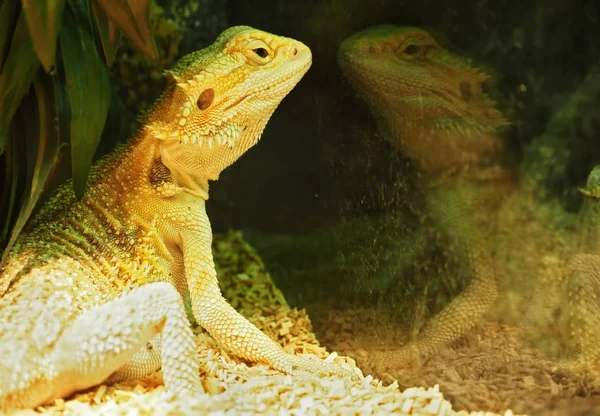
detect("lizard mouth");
top-left (256, 57), bottom-right (313, 94)
top-left (222, 94), bottom-right (251, 111)
top-left (222, 58), bottom-right (312, 110)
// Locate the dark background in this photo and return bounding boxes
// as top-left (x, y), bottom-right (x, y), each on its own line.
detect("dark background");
top-left (128, 0), bottom-right (600, 233)
top-left (105, 0), bottom-right (600, 313)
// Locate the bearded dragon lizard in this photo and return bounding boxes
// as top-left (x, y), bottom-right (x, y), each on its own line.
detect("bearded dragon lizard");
top-left (0, 26), bottom-right (349, 410)
top-left (338, 25), bottom-right (514, 367)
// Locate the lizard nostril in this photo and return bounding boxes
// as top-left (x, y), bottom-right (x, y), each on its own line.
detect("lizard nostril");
top-left (292, 47), bottom-right (298, 56)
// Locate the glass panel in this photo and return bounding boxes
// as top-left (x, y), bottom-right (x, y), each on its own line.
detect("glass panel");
top-left (1, 0), bottom-right (599, 414)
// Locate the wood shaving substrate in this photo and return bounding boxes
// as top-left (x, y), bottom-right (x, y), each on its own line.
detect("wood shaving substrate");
top-left (19, 231), bottom-right (517, 416)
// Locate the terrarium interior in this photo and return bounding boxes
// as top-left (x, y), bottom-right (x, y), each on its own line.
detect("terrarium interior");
top-left (1, 0), bottom-right (600, 414)
top-left (230, 2), bottom-right (600, 413)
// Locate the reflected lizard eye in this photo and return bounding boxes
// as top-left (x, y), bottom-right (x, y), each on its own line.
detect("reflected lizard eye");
top-left (403, 44), bottom-right (421, 55)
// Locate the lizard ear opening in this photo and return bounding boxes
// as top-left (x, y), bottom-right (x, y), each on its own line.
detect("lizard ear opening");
top-left (197, 88), bottom-right (215, 110)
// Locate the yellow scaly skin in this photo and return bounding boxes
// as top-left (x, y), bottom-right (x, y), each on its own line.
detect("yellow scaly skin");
top-left (338, 26), bottom-right (515, 369)
top-left (0, 26), bottom-right (349, 410)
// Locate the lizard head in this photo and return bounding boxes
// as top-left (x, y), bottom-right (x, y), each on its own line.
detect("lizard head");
top-left (578, 165), bottom-right (600, 253)
top-left (581, 166), bottom-right (600, 199)
top-left (338, 25), bottom-right (509, 174)
top-left (144, 26), bottom-right (312, 195)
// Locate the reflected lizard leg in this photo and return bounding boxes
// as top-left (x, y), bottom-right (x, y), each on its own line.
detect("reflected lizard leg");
top-left (377, 185), bottom-right (498, 371)
top-left (406, 250), bottom-right (497, 362)
top-left (51, 282), bottom-right (202, 400)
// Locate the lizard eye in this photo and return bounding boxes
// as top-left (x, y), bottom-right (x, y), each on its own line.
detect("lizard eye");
top-left (243, 39), bottom-right (274, 65)
top-left (253, 47), bottom-right (269, 58)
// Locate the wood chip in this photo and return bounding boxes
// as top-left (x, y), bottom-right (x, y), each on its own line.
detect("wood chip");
top-left (92, 385), bottom-right (107, 404)
top-left (30, 232), bottom-right (518, 416)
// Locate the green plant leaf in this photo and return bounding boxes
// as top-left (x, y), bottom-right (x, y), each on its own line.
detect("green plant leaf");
top-left (92, 0), bottom-right (121, 67)
top-left (0, 130), bottom-right (20, 244)
top-left (60, 9), bottom-right (110, 199)
top-left (94, 0), bottom-right (157, 60)
top-left (1, 75), bottom-right (60, 264)
top-left (0, 12), bottom-right (41, 155)
top-left (22, 0), bottom-right (67, 73)
top-left (0, 1), bottom-right (21, 72)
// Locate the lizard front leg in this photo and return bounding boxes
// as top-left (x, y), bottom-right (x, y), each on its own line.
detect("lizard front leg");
top-left (181, 205), bottom-right (350, 378)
